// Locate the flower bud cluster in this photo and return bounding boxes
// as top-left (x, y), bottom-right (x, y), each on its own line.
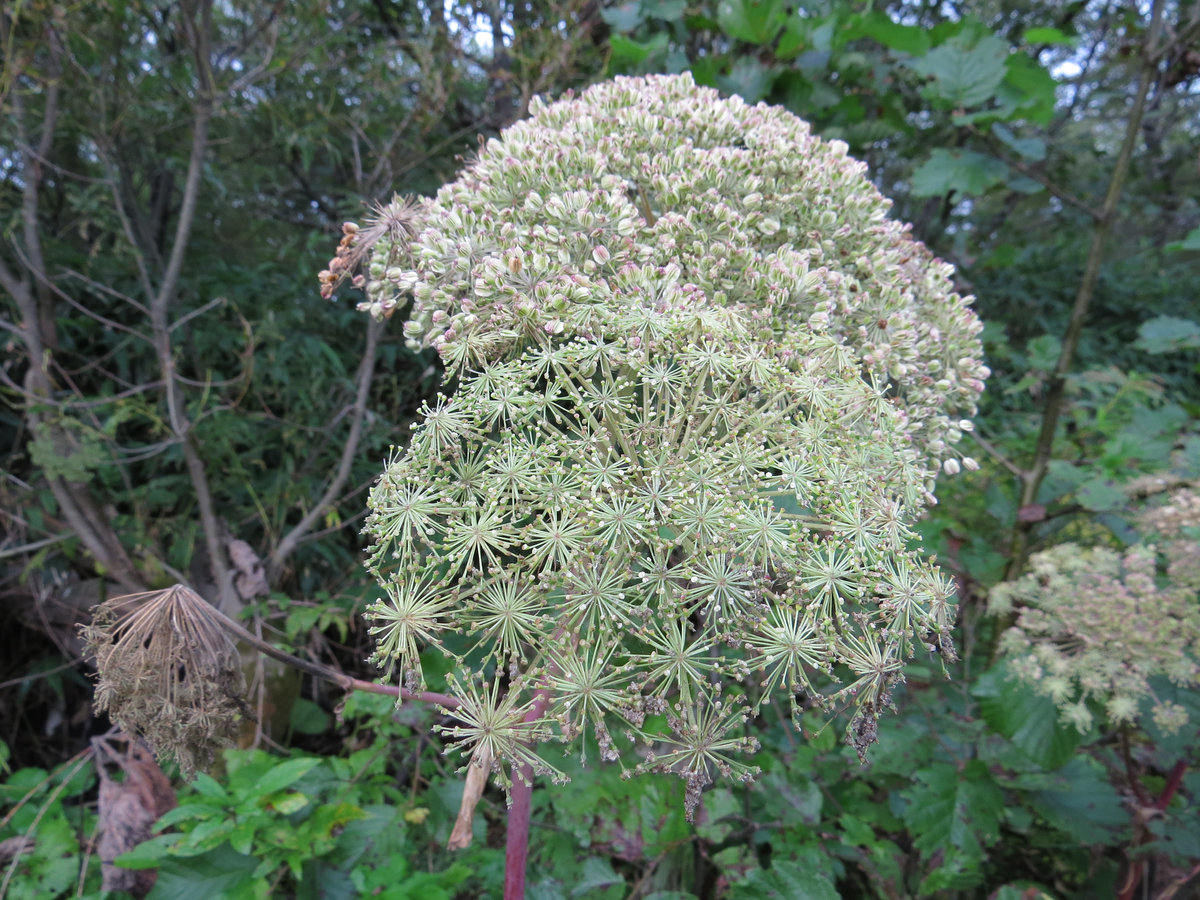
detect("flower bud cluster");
top-left (353, 74), bottom-right (986, 809)
top-left (991, 483), bottom-right (1200, 734)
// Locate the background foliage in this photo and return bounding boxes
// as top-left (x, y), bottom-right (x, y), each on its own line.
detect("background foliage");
top-left (2, 0), bottom-right (1198, 898)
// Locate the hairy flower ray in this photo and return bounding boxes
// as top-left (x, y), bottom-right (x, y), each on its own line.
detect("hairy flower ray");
top-left (436, 674), bottom-right (567, 790)
top-left (547, 641), bottom-right (637, 761)
top-left (524, 509), bottom-right (589, 572)
top-left (464, 576), bottom-right (548, 662)
top-left (632, 619), bottom-right (719, 707)
top-left (442, 505), bottom-right (517, 574)
top-left (366, 580), bottom-right (455, 692)
top-left (636, 701), bottom-right (761, 820)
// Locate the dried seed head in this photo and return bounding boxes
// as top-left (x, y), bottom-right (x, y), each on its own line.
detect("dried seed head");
top-left (81, 585), bottom-right (250, 776)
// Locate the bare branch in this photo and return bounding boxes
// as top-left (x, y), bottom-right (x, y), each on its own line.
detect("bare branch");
top-left (1005, 0), bottom-right (1169, 580)
top-left (268, 317), bottom-right (382, 580)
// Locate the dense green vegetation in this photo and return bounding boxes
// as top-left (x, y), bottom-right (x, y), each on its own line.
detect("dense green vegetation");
top-left (2, 1), bottom-right (1198, 898)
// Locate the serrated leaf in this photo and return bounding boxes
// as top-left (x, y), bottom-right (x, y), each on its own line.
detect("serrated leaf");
top-left (1024, 757), bottom-right (1127, 844)
top-left (718, 56), bottom-right (774, 103)
top-left (608, 32), bottom-right (668, 67)
top-left (992, 123), bottom-right (1046, 160)
top-left (729, 859), bottom-right (839, 900)
top-left (996, 53), bottom-right (1057, 124)
top-left (716, 0), bottom-right (787, 45)
top-left (972, 663), bottom-right (1081, 769)
top-left (1134, 316), bottom-right (1200, 354)
top-left (571, 857), bottom-right (624, 896)
top-left (853, 11), bottom-right (930, 55)
top-left (600, 1), bottom-right (644, 32)
top-left (145, 843), bottom-right (261, 900)
top-left (910, 148), bottom-right (1008, 197)
top-left (903, 760), bottom-right (1004, 863)
top-left (911, 32), bottom-right (1008, 107)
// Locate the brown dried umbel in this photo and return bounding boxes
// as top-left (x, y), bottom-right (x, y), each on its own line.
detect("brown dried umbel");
top-left (81, 586), bottom-right (250, 775)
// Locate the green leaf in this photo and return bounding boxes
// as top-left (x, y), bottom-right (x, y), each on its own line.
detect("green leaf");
top-left (1023, 26), bottom-right (1074, 45)
top-left (910, 148), bottom-right (1008, 197)
top-left (911, 32), bottom-right (1009, 107)
top-left (718, 57), bottom-right (774, 103)
top-left (852, 11), bottom-right (930, 56)
top-left (115, 834), bottom-right (181, 869)
top-left (1021, 757), bottom-right (1127, 845)
top-left (972, 663), bottom-right (1081, 769)
top-left (1077, 477), bottom-right (1126, 512)
top-left (716, 0), bottom-right (787, 45)
top-left (643, 0), bottom-right (686, 22)
top-left (1026, 333), bottom-right (1062, 370)
top-left (253, 757), bottom-right (322, 796)
top-left (290, 697), bottom-right (333, 735)
top-left (1134, 316), bottom-right (1200, 354)
top-left (996, 53), bottom-right (1058, 124)
top-left (1166, 225), bottom-right (1200, 252)
top-left (145, 843), bottom-right (262, 900)
top-left (903, 760), bottom-right (1004, 863)
top-left (571, 857), bottom-right (624, 896)
top-left (729, 859), bottom-right (839, 900)
top-left (190, 772), bottom-right (229, 800)
top-left (992, 123), bottom-right (1046, 160)
top-left (608, 32), bottom-right (668, 68)
top-left (600, 1), bottom-right (644, 32)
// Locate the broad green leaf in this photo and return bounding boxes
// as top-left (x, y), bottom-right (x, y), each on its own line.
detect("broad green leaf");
top-left (992, 123), bottom-right (1046, 160)
top-left (1167, 225), bottom-right (1200, 252)
top-left (145, 843), bottom-right (262, 900)
top-left (972, 663), bottom-right (1081, 769)
top-left (903, 760), bottom-right (1004, 863)
top-left (600, 1), bottom-right (644, 32)
top-left (190, 772), bottom-right (229, 800)
top-left (775, 16), bottom-right (808, 59)
top-left (729, 858), bottom-right (839, 900)
top-left (716, 0), bottom-right (787, 45)
top-left (1026, 333), bottom-right (1062, 370)
top-left (852, 10), bottom-right (930, 56)
top-left (911, 32), bottom-right (1008, 107)
top-left (115, 834), bottom-right (181, 869)
top-left (253, 757), bottom-right (322, 796)
top-left (1134, 315), bottom-right (1200, 354)
top-left (270, 791), bottom-right (310, 815)
top-left (1022, 757), bottom-right (1127, 845)
top-left (570, 857), bottom-right (624, 896)
top-left (1077, 477), bottom-right (1126, 512)
top-left (996, 53), bottom-right (1058, 124)
top-left (643, 0), bottom-right (686, 22)
top-left (910, 148), bottom-right (1008, 197)
top-left (609, 32), bottom-right (668, 68)
top-left (718, 57), bottom-right (774, 102)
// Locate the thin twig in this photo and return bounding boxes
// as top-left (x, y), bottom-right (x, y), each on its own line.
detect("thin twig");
top-left (1004, 0), bottom-right (1167, 581)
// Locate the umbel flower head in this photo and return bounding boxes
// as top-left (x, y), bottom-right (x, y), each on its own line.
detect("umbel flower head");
top-left (991, 482), bottom-right (1200, 735)
top-left (345, 73), bottom-right (986, 816)
top-left (81, 586), bottom-right (249, 776)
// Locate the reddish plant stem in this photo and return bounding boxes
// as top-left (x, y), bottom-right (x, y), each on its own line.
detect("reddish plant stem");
top-left (504, 687), bottom-right (552, 900)
top-left (504, 765), bottom-right (534, 900)
top-left (1118, 759), bottom-right (1189, 900)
